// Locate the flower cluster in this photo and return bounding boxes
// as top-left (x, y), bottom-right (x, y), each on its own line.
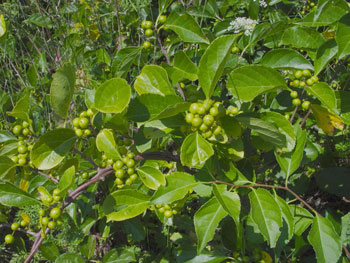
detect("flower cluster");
top-left (259, 0), bottom-right (268, 8)
top-left (228, 17), bottom-right (258, 36)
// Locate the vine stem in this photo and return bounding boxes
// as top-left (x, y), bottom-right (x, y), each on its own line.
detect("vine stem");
top-left (213, 180), bottom-right (350, 260)
top-left (73, 148), bottom-right (98, 169)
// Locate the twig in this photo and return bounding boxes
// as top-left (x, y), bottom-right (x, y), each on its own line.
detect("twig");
top-left (28, 167), bottom-right (58, 184)
top-left (300, 109), bottom-right (312, 128)
top-left (73, 148), bottom-right (98, 169)
top-left (289, 105), bottom-right (299, 124)
top-left (0, 223), bottom-right (38, 237)
top-left (114, 0), bottom-right (126, 51)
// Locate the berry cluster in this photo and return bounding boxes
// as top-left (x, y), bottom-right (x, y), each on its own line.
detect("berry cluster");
top-left (72, 109), bottom-right (94, 137)
top-left (38, 207), bottom-right (63, 233)
top-left (301, 1), bottom-right (316, 16)
top-left (39, 188), bottom-right (62, 205)
top-left (12, 120), bottom-right (33, 138)
top-left (185, 100), bottom-right (225, 138)
top-left (155, 203), bottom-right (179, 218)
top-left (10, 140), bottom-right (33, 166)
top-left (4, 218), bottom-right (30, 244)
top-left (112, 151), bottom-right (138, 188)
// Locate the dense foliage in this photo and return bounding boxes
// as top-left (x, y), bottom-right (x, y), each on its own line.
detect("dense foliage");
top-left (0, 0), bottom-right (350, 262)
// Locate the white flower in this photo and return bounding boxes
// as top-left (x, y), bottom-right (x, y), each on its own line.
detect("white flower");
top-left (259, 0), bottom-right (267, 8)
top-left (228, 17), bottom-right (258, 36)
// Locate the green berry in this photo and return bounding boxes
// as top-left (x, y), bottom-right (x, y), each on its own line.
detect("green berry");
top-left (302, 100), bottom-right (310, 110)
top-left (292, 98), bottom-right (301, 106)
top-left (48, 221), bottom-right (56, 229)
top-left (11, 222), bottom-right (19, 231)
top-left (79, 117), bottom-right (89, 129)
top-left (306, 78), bottom-right (314, 86)
top-left (12, 125), bottom-right (22, 135)
top-left (115, 178), bottom-right (123, 185)
top-left (17, 157), bottom-right (27, 166)
top-left (113, 160), bottom-right (124, 170)
top-left (191, 117), bottom-right (202, 127)
top-left (22, 128), bottom-right (30, 136)
top-left (145, 28), bottom-right (153, 37)
top-left (22, 121), bottom-right (29, 128)
top-left (127, 152), bottom-right (134, 159)
top-left (230, 107), bottom-right (239, 115)
top-left (41, 217), bottom-right (49, 225)
top-left (38, 209), bottom-right (45, 217)
top-left (80, 111), bottom-right (87, 117)
top-left (84, 129), bottom-right (91, 136)
top-left (10, 156), bottom-right (18, 163)
top-left (197, 106), bottom-right (206, 115)
top-left (86, 109), bottom-right (94, 116)
top-left (49, 208), bottom-right (61, 220)
top-left (20, 220), bottom-right (27, 227)
top-left (126, 159), bottom-right (135, 168)
top-left (130, 174), bottom-right (138, 181)
top-left (203, 115), bottom-right (214, 126)
top-left (81, 172), bottom-right (88, 179)
top-left (294, 70), bottom-right (303, 79)
top-left (127, 168), bottom-right (135, 175)
top-left (293, 80), bottom-right (300, 87)
top-left (231, 46), bottom-right (239, 53)
top-left (302, 69), bottom-right (311, 77)
top-left (4, 234), bottom-right (14, 244)
top-left (72, 118), bottom-right (80, 127)
top-left (185, 113), bottom-right (194, 123)
top-left (143, 41), bottom-right (151, 49)
top-left (158, 15), bottom-right (167, 24)
top-left (290, 90), bottom-right (298, 98)
top-left (209, 107), bottom-right (219, 117)
top-left (189, 103), bottom-right (199, 114)
top-left (125, 178), bottom-right (133, 185)
top-left (75, 129), bottom-right (83, 137)
top-left (115, 169), bottom-right (125, 178)
top-left (164, 210), bottom-right (173, 218)
top-left (213, 126), bottom-right (222, 136)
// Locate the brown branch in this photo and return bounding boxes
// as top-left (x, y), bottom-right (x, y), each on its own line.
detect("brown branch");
top-left (114, 0), bottom-right (125, 51)
top-left (300, 108), bottom-right (312, 128)
top-left (289, 105), bottom-right (299, 124)
top-left (73, 148), bottom-right (98, 169)
top-left (0, 223), bottom-right (38, 237)
top-left (28, 167), bottom-right (58, 184)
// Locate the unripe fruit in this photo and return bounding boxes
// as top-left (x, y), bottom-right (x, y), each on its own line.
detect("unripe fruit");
top-left (41, 217), bottom-right (49, 225)
top-left (203, 115), bottom-right (214, 126)
top-left (53, 196), bottom-right (61, 202)
top-left (145, 29), bottom-right (153, 37)
top-left (213, 125), bottom-right (222, 135)
top-left (12, 125), bottom-right (22, 135)
top-left (22, 121), bottom-right (29, 128)
top-left (48, 221), bottom-right (56, 229)
top-left (126, 159), bottom-right (135, 168)
top-left (159, 207), bottom-right (165, 213)
top-left (125, 178), bottom-right (133, 185)
top-left (185, 113), bottom-right (194, 123)
top-left (293, 80), bottom-right (300, 87)
top-left (231, 46), bottom-right (239, 53)
top-left (113, 160), bottom-right (124, 170)
top-left (158, 15), bottom-right (167, 24)
top-left (56, 220), bottom-right (63, 226)
top-left (302, 100), bottom-right (310, 110)
top-left (4, 234), bottom-right (14, 244)
top-left (18, 157), bottom-right (27, 166)
top-left (72, 118), bottom-right (80, 127)
top-left (199, 123), bottom-right (208, 131)
top-left (197, 106), bottom-right (206, 115)
top-left (292, 98), bottom-right (301, 106)
top-left (84, 129), bottom-right (91, 136)
top-left (22, 128), bottom-right (30, 136)
top-left (11, 222), bottom-right (19, 231)
top-left (141, 20), bottom-right (148, 29)
top-left (192, 117), bottom-right (202, 127)
top-left (10, 156), bottom-right (18, 163)
top-left (306, 78), bottom-right (314, 86)
top-left (86, 109), bottom-right (94, 116)
top-left (130, 174), bottom-right (138, 181)
top-left (300, 81), bottom-right (306, 87)
top-left (290, 90), bottom-right (298, 98)
top-left (231, 107), bottom-right (239, 115)
top-left (20, 220), bottom-right (27, 227)
top-left (164, 210), bottom-right (173, 218)
top-left (311, 75), bottom-right (318, 82)
top-left (38, 209), bottom-right (45, 216)
top-left (189, 103), bottom-right (199, 114)
top-left (115, 178), bottom-right (123, 185)
top-left (142, 41), bottom-right (151, 49)
top-left (18, 145), bottom-right (27, 154)
top-left (294, 70), bottom-right (303, 79)
top-left (79, 117), bottom-right (89, 129)
top-left (302, 69), bottom-right (311, 77)
top-left (143, 20), bottom-right (153, 29)
top-left (202, 130), bottom-right (212, 138)
top-left (80, 111), bottom-right (87, 117)
top-left (115, 169), bottom-right (125, 178)
top-left (75, 129), bottom-right (83, 137)
top-left (209, 107), bottom-right (219, 117)
top-left (49, 208), bottom-right (61, 220)
top-left (127, 152), bottom-right (134, 159)
top-left (127, 168), bottom-right (135, 175)
top-left (81, 172), bottom-right (88, 179)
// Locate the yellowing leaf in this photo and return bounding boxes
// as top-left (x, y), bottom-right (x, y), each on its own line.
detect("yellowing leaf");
top-left (261, 251), bottom-right (272, 263)
top-left (89, 24), bottom-right (100, 40)
top-left (322, 30), bottom-right (335, 40)
top-left (0, 14), bottom-right (6, 38)
top-left (19, 178), bottom-right (29, 192)
top-left (21, 212), bottom-right (31, 224)
top-left (311, 104), bottom-right (344, 136)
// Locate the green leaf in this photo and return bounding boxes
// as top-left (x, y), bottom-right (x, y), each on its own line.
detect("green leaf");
top-left (107, 190), bottom-right (151, 222)
top-left (58, 165), bottom-right (75, 195)
top-left (96, 129), bottom-right (121, 160)
top-left (0, 156), bottom-right (16, 182)
top-left (336, 13), bottom-right (350, 59)
top-left (341, 213), bottom-right (350, 246)
top-left (40, 241), bottom-right (60, 262)
top-left (306, 82), bottom-right (337, 112)
top-left (164, 12), bottom-right (209, 44)
top-left (275, 195), bottom-right (294, 241)
top-left (291, 205), bottom-right (313, 236)
top-left (151, 172), bottom-right (197, 205)
top-left (137, 166), bottom-right (166, 190)
top-left (261, 48), bottom-right (313, 70)
top-left (275, 129), bottom-right (307, 177)
top-left (194, 197), bottom-right (228, 254)
top-left (249, 188), bottom-right (282, 248)
top-left (279, 26), bottom-right (325, 49)
top-left (236, 115), bottom-right (287, 150)
top-left (308, 215), bottom-right (342, 263)
top-left (134, 65), bottom-right (175, 96)
top-left (111, 47), bottom-right (142, 78)
top-left (103, 247), bottom-right (136, 263)
top-left (96, 48), bottom-right (111, 65)
top-left (30, 128), bottom-right (76, 170)
top-left (198, 35), bottom-right (238, 98)
top-left (37, 186), bottom-right (53, 205)
top-left (227, 65), bottom-right (287, 102)
top-left (50, 63), bottom-right (75, 119)
top-left (0, 182), bottom-right (40, 207)
top-left (7, 93), bottom-right (30, 122)
top-left (0, 131), bottom-right (16, 143)
top-left (55, 253), bottom-right (86, 263)
top-left (180, 132), bottom-right (214, 168)
top-left (314, 39), bottom-right (338, 76)
top-left (27, 13), bottom-right (52, 28)
top-left (95, 78), bottom-right (131, 113)
top-left (0, 14), bottom-right (6, 38)
top-left (213, 185), bottom-right (240, 224)
top-left (162, 51), bottom-right (198, 84)
top-left (126, 94), bottom-right (186, 122)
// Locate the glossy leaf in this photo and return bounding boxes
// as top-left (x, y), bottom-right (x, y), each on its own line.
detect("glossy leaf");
top-left (249, 188), bottom-right (282, 247)
top-left (213, 185), bottom-right (241, 224)
top-left (0, 14), bottom-right (6, 37)
top-left (151, 172), bottom-right (197, 205)
top-left (198, 35), bottom-right (238, 98)
top-left (290, 205), bottom-right (313, 236)
top-left (30, 128), bottom-right (76, 170)
top-left (103, 247), bottom-right (136, 263)
top-left (107, 190), bottom-right (151, 222)
top-left (55, 253), bottom-right (86, 263)
top-left (194, 197), bottom-right (228, 254)
top-left (275, 195), bottom-right (294, 241)
top-left (306, 82), bottom-right (337, 112)
top-left (180, 132), bottom-right (214, 168)
top-left (261, 48), bottom-right (313, 70)
top-left (0, 131), bottom-right (16, 143)
top-left (134, 65), bottom-right (175, 96)
top-left (341, 213), bottom-right (350, 246)
top-left (95, 78), bottom-right (131, 113)
top-left (0, 182), bottom-right (40, 207)
top-left (58, 165), bottom-right (75, 195)
top-left (137, 166), bottom-right (166, 190)
top-left (280, 26), bottom-right (325, 49)
top-left (311, 104), bottom-right (344, 136)
top-left (308, 215), bottom-right (342, 263)
top-left (314, 39), bottom-right (338, 75)
top-left (50, 63), bottom-right (75, 119)
top-left (227, 65), bottom-right (287, 102)
top-left (275, 129), bottom-right (307, 178)
top-left (336, 14), bottom-right (350, 59)
top-left (7, 93), bottom-right (30, 121)
top-left (164, 12), bottom-right (209, 44)
top-left (96, 129), bottom-right (121, 160)
top-left (0, 156), bottom-right (16, 182)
